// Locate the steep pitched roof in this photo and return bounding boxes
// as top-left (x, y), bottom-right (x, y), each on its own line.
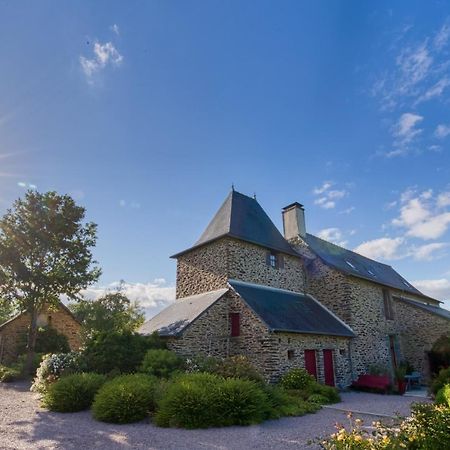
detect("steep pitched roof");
top-left (229, 279), bottom-right (355, 337)
top-left (138, 288), bottom-right (228, 337)
top-left (172, 190), bottom-right (298, 257)
top-left (303, 233), bottom-right (432, 299)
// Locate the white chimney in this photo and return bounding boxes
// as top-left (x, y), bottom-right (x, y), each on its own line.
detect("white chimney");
top-left (282, 202), bottom-right (306, 240)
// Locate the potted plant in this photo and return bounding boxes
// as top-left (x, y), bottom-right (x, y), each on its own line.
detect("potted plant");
top-left (394, 364), bottom-right (407, 395)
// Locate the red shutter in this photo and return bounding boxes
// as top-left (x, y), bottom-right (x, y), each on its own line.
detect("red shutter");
top-left (304, 350), bottom-right (317, 380)
top-left (230, 313), bottom-right (240, 337)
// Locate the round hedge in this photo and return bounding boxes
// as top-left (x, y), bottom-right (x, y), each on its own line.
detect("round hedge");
top-left (42, 372), bottom-right (106, 412)
top-left (92, 374), bottom-right (157, 423)
top-left (140, 349), bottom-right (184, 378)
top-left (155, 373), bottom-right (271, 428)
top-left (280, 368), bottom-right (315, 390)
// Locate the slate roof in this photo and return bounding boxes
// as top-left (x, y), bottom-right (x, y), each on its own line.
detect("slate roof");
top-left (172, 190), bottom-right (298, 257)
top-left (138, 288), bottom-right (228, 337)
top-left (394, 296), bottom-right (450, 321)
top-left (229, 279), bottom-right (355, 337)
top-left (304, 233), bottom-right (428, 298)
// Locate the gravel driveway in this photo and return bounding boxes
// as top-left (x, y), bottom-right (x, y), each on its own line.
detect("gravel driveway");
top-left (0, 382), bottom-right (426, 450)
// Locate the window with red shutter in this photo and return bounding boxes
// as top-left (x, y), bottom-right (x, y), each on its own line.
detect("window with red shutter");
top-left (230, 312), bottom-right (240, 337)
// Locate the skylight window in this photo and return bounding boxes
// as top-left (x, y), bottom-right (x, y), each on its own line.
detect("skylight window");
top-left (402, 280), bottom-right (410, 288)
top-left (367, 269), bottom-right (376, 277)
top-left (345, 260), bottom-right (357, 270)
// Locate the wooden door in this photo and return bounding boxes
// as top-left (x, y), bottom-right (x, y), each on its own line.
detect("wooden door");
top-left (323, 349), bottom-right (335, 386)
top-left (304, 350), bottom-right (317, 380)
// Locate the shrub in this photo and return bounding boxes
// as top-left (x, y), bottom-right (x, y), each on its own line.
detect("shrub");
top-left (307, 394), bottom-right (329, 404)
top-left (436, 384), bottom-right (450, 407)
top-left (431, 367), bottom-right (450, 395)
top-left (213, 356), bottom-right (264, 383)
top-left (31, 352), bottom-right (87, 394)
top-left (42, 373), bottom-right (106, 412)
top-left (92, 374), bottom-right (157, 423)
top-left (214, 378), bottom-right (271, 426)
top-left (0, 365), bottom-right (21, 382)
top-left (185, 355), bottom-right (220, 374)
top-left (35, 327), bottom-right (70, 354)
top-left (140, 349), bottom-right (184, 378)
top-left (154, 373), bottom-right (223, 428)
top-left (83, 331), bottom-right (163, 374)
top-left (319, 403), bottom-right (450, 449)
top-left (280, 368), bottom-right (315, 390)
top-left (264, 386), bottom-right (320, 418)
top-left (155, 372), bottom-right (271, 428)
top-left (310, 384), bottom-right (341, 404)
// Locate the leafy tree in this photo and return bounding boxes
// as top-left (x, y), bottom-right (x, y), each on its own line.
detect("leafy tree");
top-left (69, 286), bottom-right (145, 336)
top-left (0, 300), bottom-right (16, 325)
top-left (0, 191), bottom-right (100, 373)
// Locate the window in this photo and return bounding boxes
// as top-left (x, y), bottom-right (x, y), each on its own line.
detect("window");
top-left (345, 260), bottom-right (357, 270)
top-left (383, 289), bottom-right (394, 320)
top-left (287, 350), bottom-right (295, 360)
top-left (266, 251), bottom-right (284, 269)
top-left (230, 312), bottom-right (240, 337)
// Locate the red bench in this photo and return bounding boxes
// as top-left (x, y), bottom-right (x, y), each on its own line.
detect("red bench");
top-left (351, 374), bottom-right (391, 393)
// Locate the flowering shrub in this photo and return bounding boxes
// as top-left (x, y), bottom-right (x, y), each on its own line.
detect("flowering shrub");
top-left (31, 352), bottom-right (87, 394)
top-left (280, 368), bottom-right (316, 390)
top-left (436, 384), bottom-right (450, 407)
top-left (319, 404), bottom-right (450, 449)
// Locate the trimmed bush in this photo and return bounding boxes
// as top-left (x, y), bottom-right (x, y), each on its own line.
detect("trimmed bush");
top-left (83, 331), bottom-right (163, 374)
top-left (435, 384), bottom-right (450, 407)
top-left (92, 374), bottom-right (157, 423)
top-left (155, 373), bottom-right (271, 428)
top-left (42, 372), bottom-right (106, 412)
top-left (140, 349), bottom-right (184, 378)
top-left (280, 368), bottom-right (315, 390)
top-left (214, 378), bottom-right (271, 426)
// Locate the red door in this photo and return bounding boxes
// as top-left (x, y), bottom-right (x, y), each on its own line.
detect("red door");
top-left (304, 350), bottom-right (317, 380)
top-left (323, 350), bottom-right (335, 386)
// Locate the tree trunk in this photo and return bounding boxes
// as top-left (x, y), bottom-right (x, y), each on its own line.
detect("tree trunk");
top-left (24, 307), bottom-right (38, 376)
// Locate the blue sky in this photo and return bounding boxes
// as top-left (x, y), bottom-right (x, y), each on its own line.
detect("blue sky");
top-left (1, 1), bottom-right (450, 314)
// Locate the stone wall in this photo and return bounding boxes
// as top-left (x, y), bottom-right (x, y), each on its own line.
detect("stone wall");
top-left (175, 237), bottom-right (305, 299)
top-left (394, 299), bottom-right (450, 379)
top-left (0, 303), bottom-right (82, 365)
top-left (167, 291), bottom-right (352, 386)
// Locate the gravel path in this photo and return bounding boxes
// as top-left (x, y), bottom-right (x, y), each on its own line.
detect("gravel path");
top-left (0, 382), bottom-right (427, 450)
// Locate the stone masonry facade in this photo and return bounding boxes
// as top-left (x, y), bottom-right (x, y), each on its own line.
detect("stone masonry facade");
top-left (167, 290), bottom-right (352, 386)
top-left (0, 303), bottom-right (82, 365)
top-left (176, 237), bottom-right (305, 299)
top-left (171, 232), bottom-right (450, 386)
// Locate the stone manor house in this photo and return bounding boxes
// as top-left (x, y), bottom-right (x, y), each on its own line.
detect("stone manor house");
top-left (140, 190), bottom-right (450, 387)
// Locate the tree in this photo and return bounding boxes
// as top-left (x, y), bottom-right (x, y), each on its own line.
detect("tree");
top-left (0, 299), bottom-right (16, 325)
top-left (69, 284), bottom-right (145, 336)
top-left (0, 190), bottom-right (100, 372)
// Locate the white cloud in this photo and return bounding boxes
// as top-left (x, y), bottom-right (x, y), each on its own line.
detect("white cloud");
top-left (313, 181), bottom-right (348, 209)
top-left (80, 41), bottom-right (123, 82)
top-left (317, 228), bottom-right (348, 247)
top-left (392, 188), bottom-right (450, 240)
top-left (354, 237), bottom-right (405, 261)
top-left (313, 182), bottom-right (332, 195)
top-left (412, 242), bottom-right (448, 261)
top-left (393, 112), bottom-right (424, 144)
top-left (434, 22), bottom-right (450, 50)
top-left (435, 123), bottom-right (450, 139)
top-left (413, 278), bottom-right (450, 306)
top-left (415, 77), bottom-right (450, 104)
top-left (82, 279), bottom-right (175, 319)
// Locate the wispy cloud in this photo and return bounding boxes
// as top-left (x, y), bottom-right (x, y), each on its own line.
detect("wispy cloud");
top-left (80, 41), bottom-right (123, 83)
top-left (110, 24), bottom-right (120, 36)
top-left (313, 181), bottom-right (348, 209)
top-left (435, 123), bottom-right (450, 139)
top-left (413, 278), bottom-right (450, 306)
top-left (354, 237), bottom-right (405, 261)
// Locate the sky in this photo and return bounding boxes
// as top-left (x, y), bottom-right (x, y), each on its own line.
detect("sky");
top-left (1, 1), bottom-right (450, 315)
